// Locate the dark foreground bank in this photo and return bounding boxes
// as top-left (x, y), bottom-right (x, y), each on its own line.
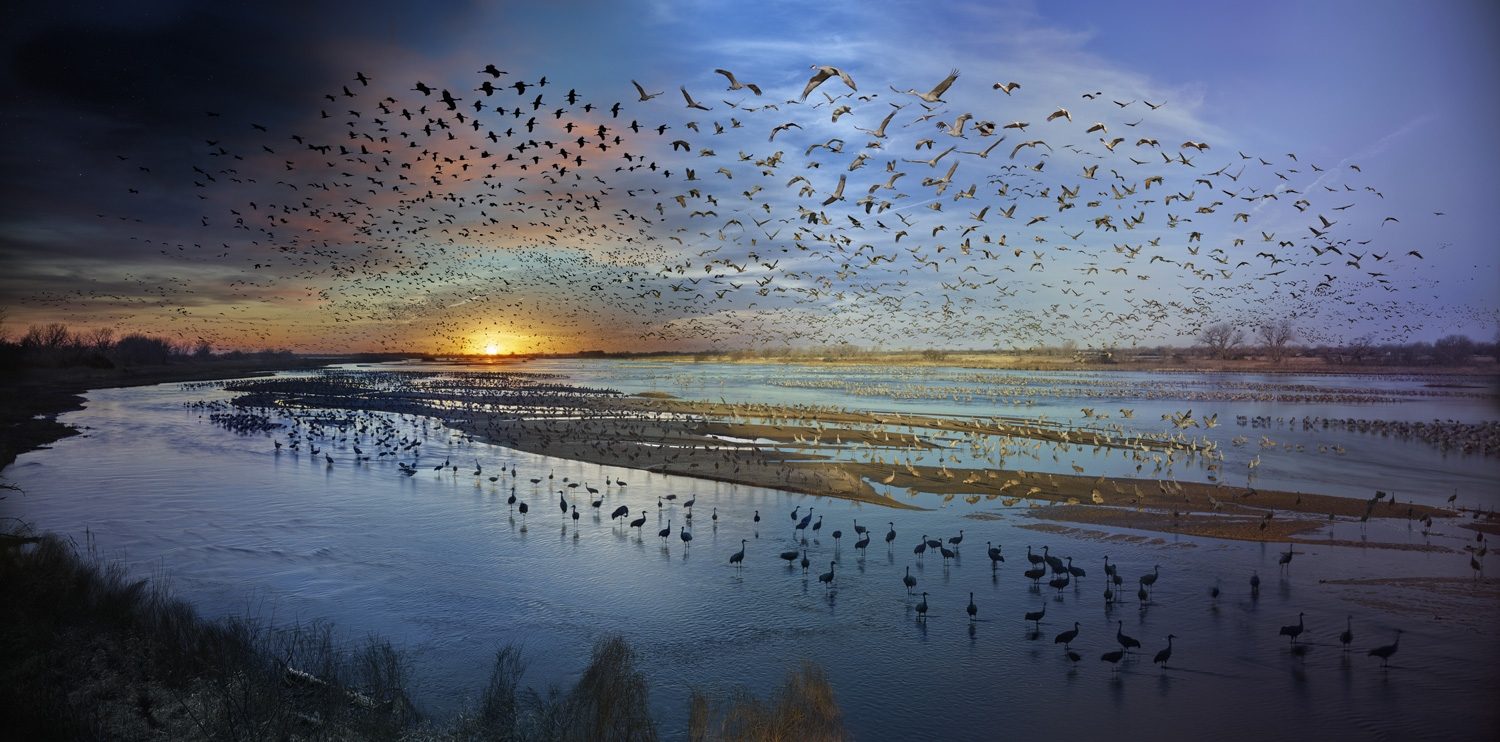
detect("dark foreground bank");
top-left (0, 526), bottom-right (845, 741)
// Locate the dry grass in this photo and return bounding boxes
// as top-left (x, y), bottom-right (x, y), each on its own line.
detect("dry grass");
top-left (2, 524), bottom-right (839, 741)
top-left (688, 662), bottom-right (845, 742)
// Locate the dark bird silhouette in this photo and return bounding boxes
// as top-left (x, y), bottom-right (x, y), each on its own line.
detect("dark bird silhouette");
top-left (1153, 634), bottom-right (1177, 667)
top-left (818, 560), bottom-right (837, 590)
top-left (1101, 649), bottom-right (1125, 670)
top-left (903, 566), bottom-right (917, 594)
top-left (1340, 615), bottom-right (1354, 651)
top-left (967, 592), bottom-right (978, 622)
top-left (730, 539), bottom-right (747, 569)
top-left (916, 591), bottom-right (929, 620)
top-left (1140, 564), bottom-right (1160, 593)
top-left (610, 504), bottom-right (630, 521)
top-left (1025, 604), bottom-right (1046, 629)
top-left (1117, 621), bottom-right (1141, 650)
top-left (1054, 622), bottom-right (1080, 648)
top-left (1368, 629), bottom-right (1402, 666)
top-left (1280, 612), bottom-right (1306, 644)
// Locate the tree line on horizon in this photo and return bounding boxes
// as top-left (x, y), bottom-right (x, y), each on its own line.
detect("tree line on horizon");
top-left (0, 314), bottom-right (293, 374)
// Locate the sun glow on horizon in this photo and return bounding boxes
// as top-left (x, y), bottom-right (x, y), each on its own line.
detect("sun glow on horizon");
top-left (484, 343), bottom-right (500, 356)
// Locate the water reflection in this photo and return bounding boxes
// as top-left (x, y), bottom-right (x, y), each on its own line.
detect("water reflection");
top-left (0, 369), bottom-right (1494, 740)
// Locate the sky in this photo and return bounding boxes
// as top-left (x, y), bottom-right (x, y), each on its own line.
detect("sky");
top-left (1, 0), bottom-right (1496, 353)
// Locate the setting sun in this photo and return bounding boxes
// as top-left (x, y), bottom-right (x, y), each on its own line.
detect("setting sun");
top-left (484, 344), bottom-right (499, 356)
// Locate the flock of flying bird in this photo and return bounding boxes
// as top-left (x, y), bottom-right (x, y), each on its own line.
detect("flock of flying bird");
top-left (63, 59), bottom-right (1473, 352)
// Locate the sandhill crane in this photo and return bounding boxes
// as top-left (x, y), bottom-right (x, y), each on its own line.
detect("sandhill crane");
top-left (916, 592), bottom-right (929, 620)
top-left (1101, 649), bottom-right (1125, 670)
top-left (1340, 616), bottom-right (1354, 651)
top-left (1025, 604), bottom-right (1046, 629)
top-left (779, 548), bottom-right (798, 565)
top-left (680, 528), bottom-right (693, 548)
top-left (1368, 629), bottom-right (1402, 666)
top-left (967, 593), bottom-right (978, 622)
top-left (1280, 612), bottom-right (1305, 644)
top-left (987, 542), bottom-right (1004, 570)
top-left (1140, 565), bottom-right (1160, 594)
top-left (903, 566), bottom-right (917, 594)
top-left (659, 520), bottom-right (672, 542)
top-left (1055, 622), bottom-right (1080, 649)
top-left (1117, 621), bottom-right (1141, 651)
top-left (818, 560), bottom-right (837, 590)
top-left (729, 539), bottom-right (747, 569)
top-left (1153, 635), bottom-right (1177, 667)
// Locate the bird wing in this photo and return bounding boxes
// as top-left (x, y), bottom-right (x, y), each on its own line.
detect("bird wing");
top-left (931, 68), bottom-right (960, 98)
top-left (801, 68), bottom-right (835, 100)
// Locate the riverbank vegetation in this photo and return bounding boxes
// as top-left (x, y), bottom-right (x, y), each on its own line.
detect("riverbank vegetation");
top-left (0, 525), bottom-right (845, 740)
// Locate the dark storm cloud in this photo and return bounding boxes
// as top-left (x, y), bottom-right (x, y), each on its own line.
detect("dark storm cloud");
top-left (0, 0), bottom-right (471, 220)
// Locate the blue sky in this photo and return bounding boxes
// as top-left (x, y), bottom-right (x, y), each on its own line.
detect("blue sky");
top-left (1, 0), bottom-right (1495, 352)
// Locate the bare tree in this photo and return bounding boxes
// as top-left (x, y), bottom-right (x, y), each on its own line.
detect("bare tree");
top-left (1196, 322), bottom-right (1244, 360)
top-left (84, 327), bottom-right (115, 353)
top-left (1432, 334), bottom-right (1475, 366)
top-left (1256, 319), bottom-right (1296, 363)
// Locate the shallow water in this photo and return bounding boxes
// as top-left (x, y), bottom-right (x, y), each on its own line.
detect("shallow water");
top-left (4, 362), bottom-right (1497, 740)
